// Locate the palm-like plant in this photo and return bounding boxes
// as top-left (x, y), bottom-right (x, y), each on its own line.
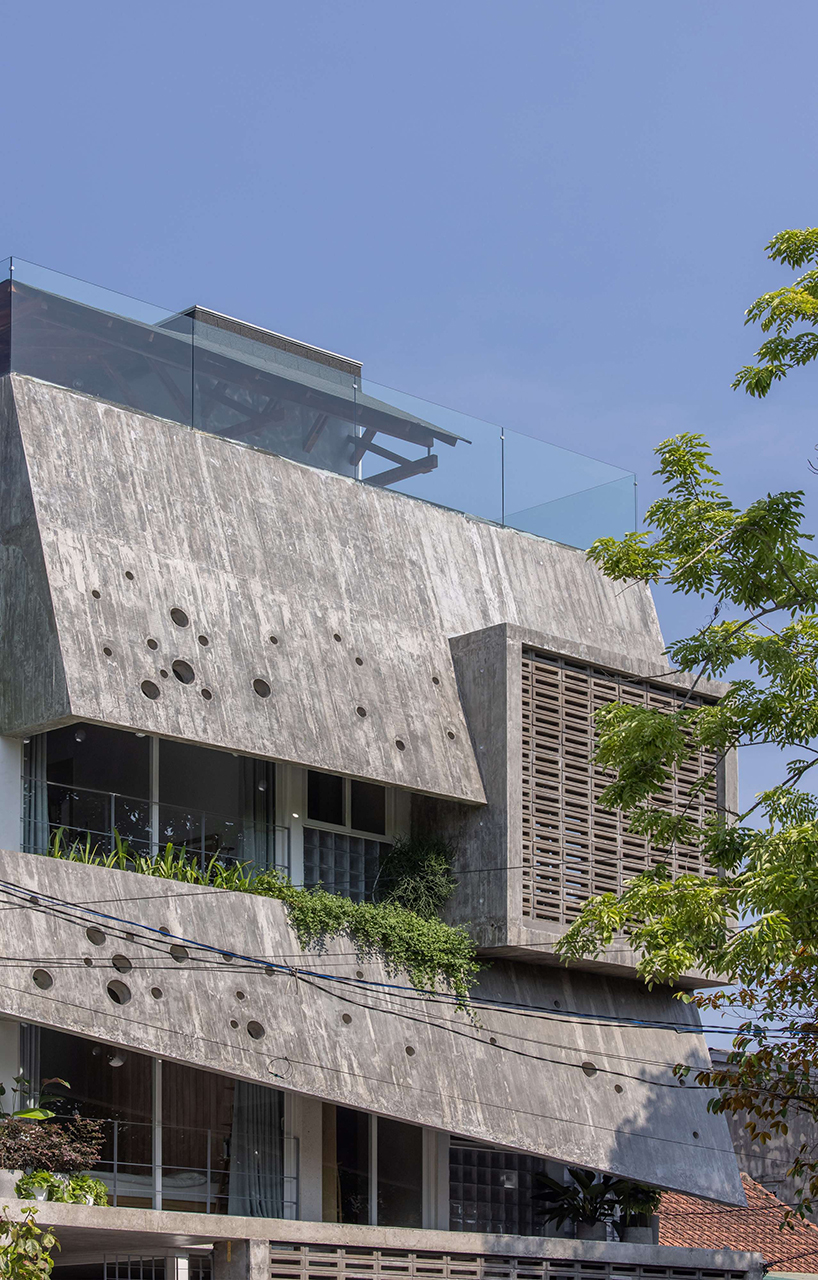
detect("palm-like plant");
top-left (532, 1167), bottom-right (630, 1231)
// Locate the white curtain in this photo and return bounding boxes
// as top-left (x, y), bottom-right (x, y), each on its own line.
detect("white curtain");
top-left (240, 759), bottom-right (276, 870)
top-left (227, 1081), bottom-right (284, 1218)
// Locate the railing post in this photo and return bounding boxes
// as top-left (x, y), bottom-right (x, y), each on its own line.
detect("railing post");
top-left (206, 1128), bottom-right (212, 1214)
top-left (113, 1120), bottom-right (118, 1207)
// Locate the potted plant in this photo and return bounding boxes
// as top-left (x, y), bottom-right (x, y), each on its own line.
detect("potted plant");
top-left (0, 1075), bottom-right (105, 1204)
top-left (0, 1075), bottom-right (63, 1201)
top-left (68, 1174), bottom-right (109, 1205)
top-left (15, 1171), bottom-right (71, 1202)
top-left (532, 1167), bottom-right (627, 1240)
top-left (613, 1182), bottom-right (662, 1244)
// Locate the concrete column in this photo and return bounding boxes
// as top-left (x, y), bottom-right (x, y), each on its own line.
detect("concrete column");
top-left (0, 736), bottom-right (22, 851)
top-left (213, 1240), bottom-right (269, 1280)
top-left (422, 1129), bottom-right (449, 1230)
top-left (291, 1093), bottom-right (323, 1222)
top-left (165, 1254), bottom-right (190, 1280)
top-left (0, 1018), bottom-right (21, 1109)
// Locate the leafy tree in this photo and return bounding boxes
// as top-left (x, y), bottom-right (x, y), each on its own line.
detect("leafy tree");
top-left (555, 432), bottom-right (818, 1216)
top-left (733, 227), bottom-right (818, 399)
top-left (0, 1207), bottom-right (59, 1279)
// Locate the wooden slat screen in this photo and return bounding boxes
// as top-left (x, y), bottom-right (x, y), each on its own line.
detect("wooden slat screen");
top-left (269, 1242), bottom-right (747, 1280)
top-left (521, 650), bottom-right (718, 925)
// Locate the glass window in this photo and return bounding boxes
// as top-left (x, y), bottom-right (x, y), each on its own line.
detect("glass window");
top-left (336, 1106), bottom-right (371, 1224)
top-left (377, 1118), bottom-right (423, 1228)
top-left (307, 771), bottom-right (344, 825)
top-left (351, 781), bottom-right (386, 836)
top-left (449, 1142), bottom-right (552, 1235)
top-left (46, 724), bottom-right (149, 797)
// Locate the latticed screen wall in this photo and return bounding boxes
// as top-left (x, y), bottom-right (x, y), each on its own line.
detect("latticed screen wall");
top-left (521, 650), bottom-right (719, 926)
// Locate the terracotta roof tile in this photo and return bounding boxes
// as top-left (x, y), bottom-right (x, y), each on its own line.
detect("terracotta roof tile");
top-left (659, 1173), bottom-right (818, 1272)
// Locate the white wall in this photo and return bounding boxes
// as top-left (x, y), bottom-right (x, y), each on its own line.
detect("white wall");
top-left (0, 736), bottom-right (21, 851)
top-left (0, 1019), bottom-right (21, 1112)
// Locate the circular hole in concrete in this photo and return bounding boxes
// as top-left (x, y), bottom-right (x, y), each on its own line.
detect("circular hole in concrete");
top-left (269, 635), bottom-right (279, 645)
top-left (112, 955), bottom-right (132, 974)
top-left (614, 1084), bottom-right (624, 1094)
top-left (554, 1000), bottom-right (561, 1008)
top-left (221, 952), bottom-right (233, 962)
top-left (197, 635), bottom-right (209, 647)
top-left (581, 1062), bottom-right (598, 1078)
top-left (264, 966), bottom-right (275, 976)
top-left (236, 991), bottom-right (246, 1001)
top-left (247, 1021), bottom-right (265, 1040)
top-left (151, 987), bottom-right (163, 1000)
top-left (83, 957), bottom-right (93, 967)
top-left (107, 980), bottom-right (131, 1005)
top-left (158, 927), bottom-right (171, 936)
top-left (356, 970), bottom-right (364, 979)
top-left (333, 632), bottom-right (342, 642)
top-left (405, 1046), bottom-right (415, 1056)
top-left (171, 608), bottom-right (189, 628)
top-left (356, 706), bottom-right (367, 718)
top-left (692, 1131), bottom-right (700, 1139)
top-left (172, 659), bottom-right (195, 684)
top-left (395, 739), bottom-right (406, 751)
top-left (170, 945), bottom-right (188, 963)
top-left (230, 1019), bottom-right (239, 1029)
top-left (253, 678), bottom-right (271, 698)
top-left (447, 729), bottom-right (456, 740)
top-left (432, 676), bottom-right (440, 686)
top-left (489, 1037), bottom-right (497, 1046)
top-left (201, 688), bottom-right (212, 700)
top-left (160, 670), bottom-right (169, 679)
top-left (29, 894), bottom-right (41, 904)
top-left (86, 927), bottom-right (106, 946)
top-left (32, 969), bottom-right (53, 990)
top-left (103, 646), bottom-right (113, 657)
top-left (125, 571), bottom-right (135, 581)
top-left (355, 657), bottom-right (364, 666)
top-left (147, 638), bottom-right (159, 651)
top-left (141, 680), bottom-right (160, 700)
top-left (91, 590), bottom-right (101, 600)
top-left (342, 1013), bottom-right (352, 1025)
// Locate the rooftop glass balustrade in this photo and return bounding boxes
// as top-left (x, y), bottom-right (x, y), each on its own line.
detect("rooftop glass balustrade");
top-left (0, 257), bottom-right (636, 550)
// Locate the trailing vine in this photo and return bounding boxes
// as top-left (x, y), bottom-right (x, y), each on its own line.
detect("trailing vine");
top-left (373, 834), bottom-right (458, 918)
top-left (47, 832), bottom-right (479, 1000)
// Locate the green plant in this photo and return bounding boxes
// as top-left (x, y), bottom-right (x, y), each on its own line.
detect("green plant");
top-left (15, 1172), bottom-right (69, 1202)
top-left (0, 1076), bottom-right (69, 1123)
top-left (532, 1167), bottom-right (627, 1230)
top-left (47, 833), bottom-right (480, 1000)
top-left (374, 834), bottom-right (458, 918)
top-left (0, 1117), bottom-right (104, 1174)
top-left (733, 227), bottom-right (818, 399)
top-left (613, 1181), bottom-right (662, 1234)
top-left (65, 1175), bottom-right (108, 1205)
top-left (0, 1206), bottom-right (59, 1278)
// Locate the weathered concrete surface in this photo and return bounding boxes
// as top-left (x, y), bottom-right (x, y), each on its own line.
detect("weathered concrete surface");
top-left (0, 375), bottom-right (666, 801)
top-left (0, 851), bottom-right (743, 1202)
top-left (2, 1200), bottom-right (762, 1278)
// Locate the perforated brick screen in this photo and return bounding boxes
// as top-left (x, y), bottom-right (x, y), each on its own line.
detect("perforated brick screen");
top-left (521, 650), bottom-right (718, 925)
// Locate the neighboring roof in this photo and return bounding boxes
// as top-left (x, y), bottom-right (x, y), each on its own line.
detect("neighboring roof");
top-left (660, 1173), bottom-right (818, 1274)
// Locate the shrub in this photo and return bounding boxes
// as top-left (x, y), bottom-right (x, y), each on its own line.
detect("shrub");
top-left (0, 1118), bottom-right (104, 1174)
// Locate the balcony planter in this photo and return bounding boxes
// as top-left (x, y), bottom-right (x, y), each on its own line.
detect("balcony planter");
top-left (576, 1223), bottom-right (607, 1240)
top-left (622, 1216), bottom-right (659, 1245)
top-left (0, 1169), bottom-right (23, 1199)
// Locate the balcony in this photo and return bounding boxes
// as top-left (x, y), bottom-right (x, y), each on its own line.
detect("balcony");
top-left (0, 257), bottom-right (636, 552)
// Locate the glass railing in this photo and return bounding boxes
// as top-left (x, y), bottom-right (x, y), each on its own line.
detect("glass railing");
top-left (73, 1117), bottom-right (298, 1217)
top-left (1, 256), bottom-right (637, 550)
top-left (22, 777), bottom-right (290, 875)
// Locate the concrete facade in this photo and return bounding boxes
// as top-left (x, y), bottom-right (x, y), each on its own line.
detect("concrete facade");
top-left (0, 322), bottom-right (748, 1280)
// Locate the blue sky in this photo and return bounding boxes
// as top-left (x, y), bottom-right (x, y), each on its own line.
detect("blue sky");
top-left (4, 0), bottom-right (817, 816)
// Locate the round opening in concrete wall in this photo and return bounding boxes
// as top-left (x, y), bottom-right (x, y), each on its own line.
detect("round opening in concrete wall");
top-left (614, 1084), bottom-right (623, 1093)
top-left (489, 1037), bottom-right (497, 1045)
top-left (221, 952), bottom-right (233, 962)
top-left (264, 966), bottom-right (275, 976)
top-left (111, 955), bottom-right (132, 974)
top-left (333, 632), bottom-right (342, 642)
top-left (692, 1131), bottom-right (700, 1139)
top-left (86, 927), bottom-right (106, 946)
top-left (342, 1013), bottom-right (352, 1025)
top-left (247, 1021), bottom-right (265, 1040)
top-left (432, 676), bottom-right (440, 686)
top-left (83, 958), bottom-right (93, 967)
top-left (198, 635), bottom-right (209, 647)
top-left (405, 1046), bottom-right (415, 1056)
top-left (141, 680), bottom-right (160, 700)
top-left (355, 657), bottom-right (364, 666)
top-left (253, 678), bottom-right (271, 698)
top-left (230, 1019), bottom-right (239, 1029)
top-left (235, 991), bottom-right (246, 1001)
top-left (356, 970), bottom-right (364, 979)
top-left (169, 945), bottom-right (189, 963)
top-left (125, 571), bottom-right (135, 581)
top-left (91, 590), bottom-right (101, 600)
top-left (147, 638), bottom-right (159, 650)
top-left (356, 706), bottom-right (367, 718)
top-left (158, 927), bottom-right (171, 935)
top-left (160, 669), bottom-right (169, 679)
top-left (269, 635), bottom-right (278, 645)
top-left (151, 988), bottom-right (163, 1000)
top-left (103, 646), bottom-right (113, 657)
top-left (32, 969), bottom-right (53, 990)
top-left (171, 608), bottom-right (190, 628)
top-left (553, 1000), bottom-right (561, 1008)
top-left (201, 688), bottom-right (212, 700)
top-left (581, 1062), bottom-right (598, 1078)
top-left (107, 980), bottom-right (131, 1005)
top-left (395, 739), bottom-right (406, 751)
top-left (447, 729), bottom-right (456, 740)
top-left (172, 660), bottom-right (195, 684)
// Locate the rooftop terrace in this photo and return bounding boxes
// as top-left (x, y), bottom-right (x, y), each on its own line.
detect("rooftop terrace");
top-left (0, 258), bottom-right (636, 550)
